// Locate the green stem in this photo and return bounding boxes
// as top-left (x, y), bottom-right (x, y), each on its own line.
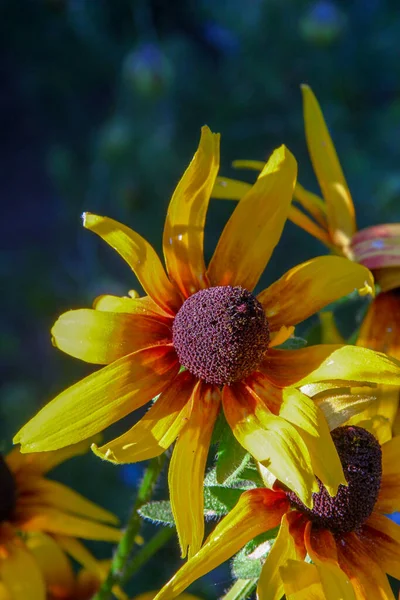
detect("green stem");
top-left (93, 455), bottom-right (166, 600)
top-left (121, 526), bottom-right (175, 586)
top-left (220, 578), bottom-right (257, 600)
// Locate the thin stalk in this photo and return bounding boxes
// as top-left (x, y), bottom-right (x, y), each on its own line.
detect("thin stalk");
top-left (220, 578), bottom-right (257, 600)
top-left (121, 526), bottom-right (175, 585)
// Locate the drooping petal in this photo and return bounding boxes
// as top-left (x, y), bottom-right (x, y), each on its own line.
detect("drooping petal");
top-left (279, 388), bottom-right (345, 496)
top-left (222, 383), bottom-right (318, 507)
top-left (169, 382), bottom-right (221, 558)
top-left (347, 385), bottom-right (400, 430)
top-left (356, 292), bottom-right (400, 359)
top-left (20, 506), bottom-right (122, 541)
top-left (153, 489), bottom-right (289, 600)
top-left (52, 309), bottom-right (171, 364)
top-left (0, 542), bottom-right (46, 600)
top-left (26, 532), bottom-right (75, 598)
top-left (257, 256), bottom-right (374, 330)
top-left (376, 436), bottom-right (400, 514)
top-left (309, 388), bottom-right (378, 431)
top-left (163, 126), bottom-right (220, 298)
top-left (288, 205), bottom-right (332, 247)
top-left (293, 182), bottom-right (328, 228)
top-left (92, 371), bottom-right (197, 463)
top-left (281, 561), bottom-right (324, 600)
top-left (211, 176), bottom-right (252, 200)
top-left (83, 213), bottom-right (182, 315)
top-left (93, 294), bottom-right (173, 323)
top-left (207, 146), bottom-right (297, 291)
top-left (336, 531), bottom-right (395, 600)
top-left (358, 513), bottom-right (400, 579)
top-left (14, 346), bottom-right (179, 452)
top-left (17, 477), bottom-right (118, 525)
top-left (258, 512), bottom-right (307, 600)
top-left (301, 85), bottom-right (356, 246)
top-left (260, 345), bottom-right (400, 388)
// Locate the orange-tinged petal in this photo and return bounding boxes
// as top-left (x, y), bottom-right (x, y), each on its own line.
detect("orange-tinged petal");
top-left (163, 126), bottom-right (220, 298)
top-left (0, 542), bottom-right (46, 600)
top-left (356, 292), bottom-right (400, 359)
top-left (373, 266), bottom-right (400, 293)
top-left (153, 489), bottom-right (289, 600)
top-left (269, 326), bottom-right (295, 348)
top-left (52, 309), bottom-right (171, 364)
top-left (288, 205), bottom-right (332, 247)
top-left (301, 85), bottom-right (356, 245)
top-left (359, 513), bottom-right (400, 579)
top-left (376, 436), bottom-right (400, 513)
top-left (211, 176), bottom-right (252, 200)
top-left (279, 388), bottom-right (345, 495)
top-left (258, 512), bottom-right (307, 600)
top-left (169, 382), bottom-right (220, 558)
top-left (5, 438), bottom-right (94, 475)
top-left (258, 256), bottom-right (374, 331)
top-left (93, 294), bottom-right (173, 323)
top-left (26, 532), bottom-right (75, 597)
top-left (293, 182), bottom-right (328, 228)
top-left (336, 531), bottom-right (395, 600)
top-left (17, 477), bottom-right (118, 525)
top-left (14, 346), bottom-right (179, 452)
top-left (222, 383), bottom-right (318, 506)
top-left (20, 506), bottom-right (122, 541)
top-left (207, 145), bottom-right (297, 291)
top-left (83, 213), bottom-right (182, 315)
top-left (92, 371), bottom-right (197, 463)
top-left (260, 345), bottom-right (400, 388)
top-left (0, 583), bottom-right (12, 600)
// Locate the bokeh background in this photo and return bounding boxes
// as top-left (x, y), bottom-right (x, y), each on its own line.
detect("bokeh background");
top-left (2, 0), bottom-right (400, 597)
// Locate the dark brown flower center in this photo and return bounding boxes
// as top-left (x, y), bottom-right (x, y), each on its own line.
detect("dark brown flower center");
top-left (172, 286), bottom-right (270, 385)
top-left (287, 426), bottom-right (382, 534)
top-left (0, 455), bottom-right (17, 523)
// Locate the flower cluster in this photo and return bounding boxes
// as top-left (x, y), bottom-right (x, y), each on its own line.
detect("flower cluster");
top-left (6, 87), bottom-right (400, 599)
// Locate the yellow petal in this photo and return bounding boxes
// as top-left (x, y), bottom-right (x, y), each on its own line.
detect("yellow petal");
top-left (83, 213), bottom-right (182, 315)
top-left (357, 291), bottom-right (400, 359)
top-left (0, 542), bottom-right (46, 600)
top-left (376, 436), bottom-right (400, 513)
top-left (54, 535), bottom-right (100, 572)
top-left (288, 205), bottom-right (332, 247)
top-left (261, 345), bottom-right (400, 389)
top-left (52, 309), bottom-right (171, 364)
top-left (92, 371), bottom-right (196, 463)
top-left (279, 388), bottom-right (345, 496)
top-left (153, 489), bottom-right (289, 600)
top-left (169, 382), bottom-right (220, 558)
top-left (14, 345), bottom-right (179, 452)
top-left (222, 383), bottom-right (318, 507)
top-left (281, 560), bottom-right (324, 600)
top-left (26, 532), bottom-right (75, 598)
top-left (211, 176), bottom-right (252, 199)
top-left (20, 506), bottom-right (122, 541)
top-left (359, 513), bottom-right (400, 579)
top-left (293, 182), bottom-right (328, 228)
top-left (319, 311), bottom-right (345, 344)
top-left (20, 477), bottom-right (118, 524)
top-left (232, 159), bottom-right (265, 171)
top-left (258, 512), bottom-right (306, 600)
top-left (207, 145), bottom-right (297, 291)
top-left (163, 126), bottom-right (220, 298)
top-left (310, 388), bottom-right (379, 431)
top-left (301, 85), bottom-right (356, 246)
top-left (258, 256), bottom-right (374, 330)
top-left (93, 294), bottom-right (173, 323)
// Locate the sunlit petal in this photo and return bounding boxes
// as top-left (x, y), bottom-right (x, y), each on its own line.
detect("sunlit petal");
top-left (376, 436), bottom-right (400, 514)
top-left (93, 294), bottom-right (173, 323)
top-left (359, 513), bottom-right (400, 579)
top-left (211, 176), bottom-right (251, 199)
top-left (207, 145), bottom-right (297, 291)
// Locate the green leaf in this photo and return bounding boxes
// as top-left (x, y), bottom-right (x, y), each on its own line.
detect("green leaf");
top-left (215, 413), bottom-right (250, 484)
top-left (138, 501), bottom-right (175, 526)
top-left (231, 528), bottom-right (279, 579)
top-left (204, 486), bottom-right (244, 518)
top-left (277, 336), bottom-right (308, 350)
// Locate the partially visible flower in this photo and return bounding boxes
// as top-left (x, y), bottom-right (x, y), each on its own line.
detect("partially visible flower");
top-left (153, 424), bottom-right (400, 600)
top-left (14, 127), bottom-right (400, 561)
top-left (0, 441), bottom-right (121, 599)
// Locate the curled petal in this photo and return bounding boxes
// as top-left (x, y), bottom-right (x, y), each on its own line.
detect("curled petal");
top-left (83, 213), bottom-right (182, 315)
top-left (351, 224), bottom-right (400, 270)
top-left (154, 489), bottom-right (289, 600)
top-left (207, 145), bottom-right (297, 291)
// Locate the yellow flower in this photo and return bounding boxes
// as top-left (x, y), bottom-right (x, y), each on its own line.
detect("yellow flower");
top-left (14, 127), bottom-right (400, 559)
top-left (0, 441), bottom-right (120, 600)
top-left (153, 424), bottom-right (400, 600)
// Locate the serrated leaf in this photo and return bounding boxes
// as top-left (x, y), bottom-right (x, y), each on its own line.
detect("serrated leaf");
top-left (204, 486), bottom-right (244, 518)
top-left (231, 528), bottom-right (279, 580)
top-left (138, 501), bottom-right (175, 526)
top-left (215, 413), bottom-right (250, 484)
top-left (277, 336), bottom-right (308, 350)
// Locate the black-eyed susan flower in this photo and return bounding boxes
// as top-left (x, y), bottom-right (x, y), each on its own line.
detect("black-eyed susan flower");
top-left (14, 127), bottom-right (400, 560)
top-left (0, 441), bottom-right (120, 600)
top-left (153, 424), bottom-right (400, 600)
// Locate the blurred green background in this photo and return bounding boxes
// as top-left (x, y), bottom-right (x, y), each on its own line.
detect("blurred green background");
top-left (2, 0), bottom-right (400, 596)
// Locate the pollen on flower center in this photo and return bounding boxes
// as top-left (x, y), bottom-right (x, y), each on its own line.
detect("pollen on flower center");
top-left (172, 286), bottom-right (270, 386)
top-left (0, 455), bottom-right (17, 522)
top-left (287, 426), bottom-right (382, 534)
